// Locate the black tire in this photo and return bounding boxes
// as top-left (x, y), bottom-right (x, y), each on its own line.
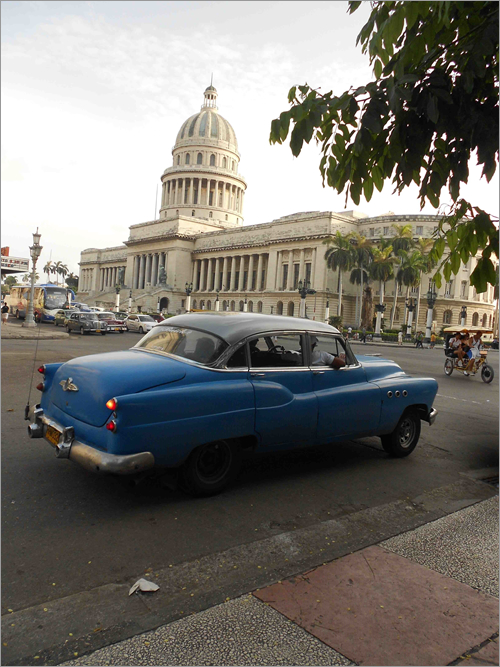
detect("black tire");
top-left (16, 310), bottom-right (20, 319)
top-left (119, 330), bottom-right (125, 333)
top-left (381, 409), bottom-right (421, 458)
top-left (101, 331), bottom-right (106, 336)
top-left (139, 326), bottom-right (144, 334)
top-left (66, 325), bottom-right (71, 334)
top-left (54, 320), bottom-right (58, 326)
top-left (182, 440), bottom-right (242, 497)
top-left (444, 358), bottom-right (454, 376)
top-left (481, 364), bottom-right (495, 384)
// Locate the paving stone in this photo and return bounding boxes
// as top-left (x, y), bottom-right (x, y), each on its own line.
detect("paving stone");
top-left (254, 545), bottom-right (498, 666)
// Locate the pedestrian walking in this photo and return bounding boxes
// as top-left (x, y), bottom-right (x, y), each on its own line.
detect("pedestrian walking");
top-left (360, 326), bottom-right (367, 344)
top-left (1, 301), bottom-right (9, 325)
top-left (347, 326), bottom-right (352, 340)
top-left (398, 330), bottom-right (403, 346)
top-left (430, 332), bottom-right (436, 349)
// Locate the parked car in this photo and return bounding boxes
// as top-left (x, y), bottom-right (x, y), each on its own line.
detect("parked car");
top-left (28, 313), bottom-right (438, 496)
top-left (150, 313), bottom-right (165, 323)
top-left (125, 314), bottom-right (156, 333)
top-left (53, 309), bottom-right (72, 326)
top-left (71, 302), bottom-right (92, 312)
top-left (113, 312), bottom-right (128, 320)
top-left (96, 312), bottom-right (127, 333)
top-left (65, 311), bottom-right (107, 335)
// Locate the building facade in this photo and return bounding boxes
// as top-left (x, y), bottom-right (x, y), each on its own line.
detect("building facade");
top-left (78, 85), bottom-right (497, 333)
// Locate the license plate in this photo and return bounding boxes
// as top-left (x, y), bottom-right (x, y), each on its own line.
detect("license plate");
top-left (46, 424), bottom-right (61, 446)
top-left (113, 327), bottom-right (119, 331)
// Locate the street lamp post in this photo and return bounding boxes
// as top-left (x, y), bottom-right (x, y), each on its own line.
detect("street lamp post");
top-left (185, 282), bottom-right (193, 312)
top-left (460, 305), bottom-right (467, 328)
top-left (115, 285), bottom-right (121, 311)
top-left (406, 297), bottom-right (416, 339)
top-left (22, 229), bottom-right (42, 328)
top-left (298, 280), bottom-right (316, 318)
top-left (374, 303), bottom-right (386, 338)
top-left (324, 288), bottom-right (330, 323)
top-left (128, 290), bottom-right (132, 314)
top-left (424, 285), bottom-right (437, 346)
top-left (243, 295), bottom-right (248, 312)
top-left (215, 288), bottom-right (220, 311)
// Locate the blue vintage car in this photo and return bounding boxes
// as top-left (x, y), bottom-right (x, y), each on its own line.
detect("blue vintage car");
top-left (27, 313), bottom-right (438, 496)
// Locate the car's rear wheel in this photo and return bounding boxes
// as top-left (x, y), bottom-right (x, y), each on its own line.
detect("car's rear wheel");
top-left (380, 409), bottom-right (421, 458)
top-left (66, 325), bottom-right (71, 333)
top-left (481, 364), bottom-right (494, 384)
top-left (444, 358), bottom-right (454, 376)
top-left (182, 439), bottom-right (242, 497)
top-left (54, 320), bottom-right (58, 326)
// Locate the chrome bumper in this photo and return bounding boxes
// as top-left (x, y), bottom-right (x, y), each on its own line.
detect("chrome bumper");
top-left (27, 406), bottom-right (155, 475)
top-left (426, 407), bottom-right (438, 425)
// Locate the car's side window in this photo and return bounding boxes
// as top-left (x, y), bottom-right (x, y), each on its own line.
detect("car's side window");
top-left (249, 333), bottom-right (305, 368)
top-left (309, 334), bottom-right (356, 367)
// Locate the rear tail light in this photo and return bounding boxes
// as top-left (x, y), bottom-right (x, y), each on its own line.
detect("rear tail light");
top-left (106, 398), bottom-right (117, 411)
top-left (38, 365), bottom-right (45, 374)
top-left (106, 420), bottom-right (117, 432)
top-left (36, 382), bottom-right (45, 392)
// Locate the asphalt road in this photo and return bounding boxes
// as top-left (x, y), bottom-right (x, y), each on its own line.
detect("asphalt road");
top-left (2, 329), bottom-right (498, 622)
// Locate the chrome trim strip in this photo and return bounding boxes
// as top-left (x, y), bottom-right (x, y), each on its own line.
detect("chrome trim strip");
top-left (428, 407), bottom-right (438, 425)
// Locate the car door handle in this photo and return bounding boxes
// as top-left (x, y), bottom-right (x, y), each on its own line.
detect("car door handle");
top-left (312, 370), bottom-right (325, 375)
top-left (251, 372), bottom-right (266, 377)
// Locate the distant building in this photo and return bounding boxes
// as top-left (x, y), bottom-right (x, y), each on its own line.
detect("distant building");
top-left (1, 247), bottom-right (29, 278)
top-left (78, 85), bottom-right (497, 332)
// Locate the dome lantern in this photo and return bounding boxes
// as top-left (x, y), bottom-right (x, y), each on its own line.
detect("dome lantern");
top-left (203, 84), bottom-right (218, 110)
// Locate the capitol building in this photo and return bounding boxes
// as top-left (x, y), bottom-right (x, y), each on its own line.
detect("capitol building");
top-left (78, 84), bottom-right (497, 332)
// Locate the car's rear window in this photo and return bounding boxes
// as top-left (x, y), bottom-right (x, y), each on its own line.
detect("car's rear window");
top-left (139, 316), bottom-right (154, 322)
top-left (135, 326), bottom-right (228, 365)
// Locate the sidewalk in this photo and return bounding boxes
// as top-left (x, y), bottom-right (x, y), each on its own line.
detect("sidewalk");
top-left (59, 494), bottom-right (498, 667)
top-left (1, 318), bottom-right (69, 340)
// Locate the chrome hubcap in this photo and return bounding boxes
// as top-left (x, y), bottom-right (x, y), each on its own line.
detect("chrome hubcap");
top-left (398, 418), bottom-right (415, 448)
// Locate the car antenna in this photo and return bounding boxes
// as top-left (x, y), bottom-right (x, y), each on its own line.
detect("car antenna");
top-left (24, 314), bottom-right (44, 420)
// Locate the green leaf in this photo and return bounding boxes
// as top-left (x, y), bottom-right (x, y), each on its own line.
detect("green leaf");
top-left (363, 178), bottom-right (374, 202)
top-left (426, 95), bottom-right (439, 124)
top-left (374, 58), bottom-right (383, 79)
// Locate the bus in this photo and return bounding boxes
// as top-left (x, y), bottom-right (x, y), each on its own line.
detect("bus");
top-left (7, 284), bottom-right (76, 323)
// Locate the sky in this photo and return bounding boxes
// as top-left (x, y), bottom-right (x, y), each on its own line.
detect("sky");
top-left (2, 0), bottom-right (499, 278)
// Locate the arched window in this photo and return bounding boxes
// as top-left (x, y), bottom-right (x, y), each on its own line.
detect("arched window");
top-left (443, 310), bottom-right (452, 324)
top-left (192, 300), bottom-right (197, 310)
top-left (197, 153), bottom-right (203, 165)
top-left (239, 300), bottom-right (244, 312)
top-left (222, 300), bottom-right (227, 311)
top-left (176, 210), bottom-right (179, 215)
top-left (230, 300), bottom-right (235, 311)
top-left (472, 312), bottom-right (479, 325)
top-left (225, 214), bottom-right (228, 220)
top-left (177, 156), bottom-right (180, 165)
top-left (207, 300), bottom-right (212, 311)
top-left (248, 301), bottom-right (253, 312)
top-left (222, 157), bottom-right (227, 168)
top-left (257, 301), bottom-right (263, 313)
top-left (482, 313), bottom-right (488, 327)
top-left (185, 153), bottom-right (190, 165)
top-left (192, 210), bottom-right (195, 216)
top-left (209, 212), bottom-right (213, 218)
top-left (210, 154), bottom-right (216, 166)
top-left (287, 302), bottom-right (295, 316)
top-left (489, 314), bottom-right (493, 326)
top-left (200, 300), bottom-right (205, 310)
top-left (232, 160), bottom-right (235, 171)
top-left (276, 301), bottom-right (283, 315)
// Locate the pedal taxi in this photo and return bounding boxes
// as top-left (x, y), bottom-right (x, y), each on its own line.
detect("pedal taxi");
top-left (443, 326), bottom-right (495, 383)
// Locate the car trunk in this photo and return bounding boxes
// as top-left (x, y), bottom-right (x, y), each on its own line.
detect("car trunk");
top-left (48, 350), bottom-right (186, 427)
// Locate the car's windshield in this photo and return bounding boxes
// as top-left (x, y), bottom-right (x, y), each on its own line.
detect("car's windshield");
top-left (139, 316), bottom-right (154, 322)
top-left (135, 326), bottom-right (228, 365)
top-left (97, 313), bottom-right (114, 319)
top-left (80, 314), bottom-right (95, 320)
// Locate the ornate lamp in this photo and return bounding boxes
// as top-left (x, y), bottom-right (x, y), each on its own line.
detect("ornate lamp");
top-left (424, 283), bottom-right (438, 345)
top-left (185, 282), bottom-right (193, 312)
top-left (22, 228), bottom-right (43, 328)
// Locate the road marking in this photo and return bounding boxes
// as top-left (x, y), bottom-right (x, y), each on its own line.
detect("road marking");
top-left (436, 393), bottom-right (483, 405)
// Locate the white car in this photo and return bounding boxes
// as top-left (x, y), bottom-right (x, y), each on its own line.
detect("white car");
top-left (125, 314), bottom-right (156, 334)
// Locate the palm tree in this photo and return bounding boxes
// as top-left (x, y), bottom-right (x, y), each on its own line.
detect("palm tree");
top-left (389, 224), bottom-right (414, 329)
top-left (323, 231), bottom-right (354, 318)
top-left (397, 250), bottom-right (424, 333)
top-left (43, 260), bottom-right (53, 283)
top-left (348, 232), bottom-right (373, 328)
top-left (52, 261), bottom-right (63, 286)
top-left (369, 244), bottom-right (398, 335)
top-left (413, 238), bottom-right (436, 333)
top-left (57, 263), bottom-right (69, 285)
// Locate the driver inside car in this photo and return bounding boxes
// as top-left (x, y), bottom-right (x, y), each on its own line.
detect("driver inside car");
top-left (310, 336), bottom-right (346, 369)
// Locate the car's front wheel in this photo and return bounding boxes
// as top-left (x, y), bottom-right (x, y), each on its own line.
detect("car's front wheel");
top-left (182, 440), bottom-right (242, 497)
top-left (66, 325), bottom-right (71, 333)
top-left (380, 409), bottom-right (421, 458)
top-left (139, 326), bottom-right (144, 334)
